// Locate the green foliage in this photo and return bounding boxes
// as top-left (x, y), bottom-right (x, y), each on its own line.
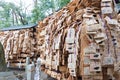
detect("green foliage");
top-left (58, 0), bottom-right (70, 8)
top-left (0, 0), bottom-right (70, 28)
top-left (0, 1), bottom-right (29, 28)
top-left (31, 0), bottom-right (70, 23)
top-left (32, 3), bottom-right (46, 23)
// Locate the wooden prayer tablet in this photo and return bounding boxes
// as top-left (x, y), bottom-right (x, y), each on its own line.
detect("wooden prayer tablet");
top-left (85, 19), bottom-right (98, 25)
top-left (101, 2), bottom-right (111, 7)
top-left (69, 68), bottom-right (76, 77)
top-left (101, 7), bottom-right (113, 14)
top-left (68, 63), bottom-right (76, 69)
top-left (86, 31), bottom-right (97, 35)
top-left (90, 62), bottom-right (102, 72)
top-left (114, 61), bottom-right (120, 72)
top-left (83, 14), bottom-right (93, 18)
top-left (103, 57), bottom-right (114, 67)
top-left (90, 53), bottom-right (101, 60)
top-left (101, 0), bottom-right (112, 7)
top-left (83, 56), bottom-right (90, 65)
top-left (101, 0), bottom-right (112, 2)
top-left (68, 54), bottom-right (77, 63)
top-left (94, 33), bottom-right (106, 39)
top-left (54, 34), bottom-right (62, 50)
top-left (87, 24), bottom-right (102, 32)
top-left (95, 38), bottom-right (106, 44)
top-left (105, 16), bottom-right (118, 25)
top-left (66, 44), bottom-right (75, 53)
top-left (84, 67), bottom-right (91, 75)
top-left (92, 76), bottom-right (103, 80)
top-left (117, 14), bottom-right (120, 23)
top-left (84, 45), bottom-right (96, 54)
top-left (57, 73), bottom-right (62, 80)
top-left (66, 28), bottom-right (75, 44)
top-left (51, 71), bottom-right (57, 78)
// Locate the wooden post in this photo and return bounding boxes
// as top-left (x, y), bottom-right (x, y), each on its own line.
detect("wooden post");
top-left (36, 58), bottom-right (41, 68)
top-left (18, 61), bottom-right (22, 68)
top-left (26, 57), bottom-right (30, 66)
top-left (7, 61), bottom-right (10, 68)
top-left (27, 64), bottom-right (35, 80)
top-left (36, 58), bottom-right (41, 78)
top-left (34, 58), bottom-right (41, 80)
top-left (26, 57), bottom-right (30, 77)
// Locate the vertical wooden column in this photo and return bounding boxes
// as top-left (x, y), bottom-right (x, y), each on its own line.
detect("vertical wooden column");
top-left (26, 57), bottom-right (30, 75)
top-left (27, 64), bottom-right (35, 80)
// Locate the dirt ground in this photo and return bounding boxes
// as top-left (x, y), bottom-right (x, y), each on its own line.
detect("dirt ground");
top-left (3, 68), bottom-right (57, 80)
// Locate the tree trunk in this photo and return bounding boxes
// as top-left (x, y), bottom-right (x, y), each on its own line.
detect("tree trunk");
top-left (0, 42), bottom-right (6, 72)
